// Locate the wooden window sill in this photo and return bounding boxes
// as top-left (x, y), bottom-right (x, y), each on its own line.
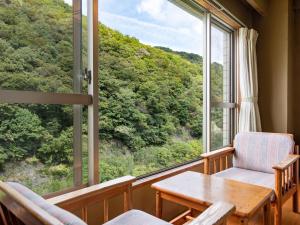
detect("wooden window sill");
top-left (132, 160), bottom-right (204, 190)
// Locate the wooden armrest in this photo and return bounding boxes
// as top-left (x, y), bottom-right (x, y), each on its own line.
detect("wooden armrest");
top-left (0, 181), bottom-right (63, 225)
top-left (189, 202), bottom-right (235, 225)
top-left (272, 154), bottom-right (300, 170)
top-left (48, 176), bottom-right (136, 206)
top-left (201, 147), bottom-right (235, 159)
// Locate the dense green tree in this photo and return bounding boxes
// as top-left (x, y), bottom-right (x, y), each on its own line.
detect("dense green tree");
top-left (0, 0), bottom-right (224, 190)
top-left (37, 128), bottom-right (73, 165)
top-left (0, 104), bottom-right (48, 165)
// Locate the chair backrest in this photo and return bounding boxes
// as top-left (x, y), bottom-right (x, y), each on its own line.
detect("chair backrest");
top-left (0, 181), bottom-right (87, 225)
top-left (47, 176), bottom-right (136, 223)
top-left (233, 132), bottom-right (295, 173)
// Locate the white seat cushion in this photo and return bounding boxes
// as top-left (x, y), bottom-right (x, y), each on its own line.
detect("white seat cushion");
top-left (103, 210), bottom-right (170, 225)
top-left (214, 168), bottom-right (275, 201)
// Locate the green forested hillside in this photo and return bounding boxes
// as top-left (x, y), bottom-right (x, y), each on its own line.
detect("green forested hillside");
top-left (0, 0), bottom-right (223, 194)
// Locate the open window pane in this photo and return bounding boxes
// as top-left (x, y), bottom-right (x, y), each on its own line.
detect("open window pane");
top-left (0, 0), bottom-right (85, 94)
top-left (210, 23), bottom-right (233, 150)
top-left (0, 103), bottom-right (87, 195)
top-left (98, 0), bottom-right (204, 181)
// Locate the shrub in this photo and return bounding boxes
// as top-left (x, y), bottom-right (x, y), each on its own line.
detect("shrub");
top-left (37, 128), bottom-right (73, 165)
top-left (25, 156), bottom-right (39, 165)
top-left (46, 164), bottom-right (70, 177)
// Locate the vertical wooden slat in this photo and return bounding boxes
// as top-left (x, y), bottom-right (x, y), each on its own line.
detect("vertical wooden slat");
top-left (281, 171), bottom-right (285, 194)
top-left (123, 186), bottom-right (132, 211)
top-left (103, 199), bottom-right (109, 222)
top-left (213, 159), bottom-right (217, 174)
top-left (225, 155), bottom-right (229, 169)
top-left (81, 207), bottom-right (88, 223)
top-left (274, 170), bottom-right (282, 225)
top-left (284, 169), bottom-right (288, 192)
top-left (220, 156), bottom-right (224, 171)
top-left (287, 167), bottom-right (291, 189)
top-left (293, 145), bottom-right (299, 213)
top-left (204, 158), bottom-right (210, 175)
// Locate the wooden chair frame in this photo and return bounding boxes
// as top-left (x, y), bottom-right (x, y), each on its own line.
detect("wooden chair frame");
top-left (0, 176), bottom-right (136, 225)
top-left (201, 145), bottom-right (300, 225)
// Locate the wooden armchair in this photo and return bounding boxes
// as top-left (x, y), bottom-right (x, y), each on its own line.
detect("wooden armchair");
top-left (0, 176), bottom-right (235, 225)
top-left (201, 132), bottom-right (300, 225)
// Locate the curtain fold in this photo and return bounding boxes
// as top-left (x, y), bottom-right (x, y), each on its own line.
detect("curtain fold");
top-left (238, 28), bottom-right (262, 132)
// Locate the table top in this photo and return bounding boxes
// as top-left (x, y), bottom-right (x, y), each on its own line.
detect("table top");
top-left (151, 171), bottom-right (273, 217)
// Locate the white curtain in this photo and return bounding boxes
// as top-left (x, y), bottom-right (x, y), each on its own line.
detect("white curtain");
top-left (238, 28), bottom-right (262, 132)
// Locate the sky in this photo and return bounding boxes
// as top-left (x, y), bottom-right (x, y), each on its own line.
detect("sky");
top-left (64, 0), bottom-right (224, 63)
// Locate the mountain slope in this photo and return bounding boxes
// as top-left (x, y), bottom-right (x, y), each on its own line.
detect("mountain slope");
top-left (0, 0), bottom-right (224, 192)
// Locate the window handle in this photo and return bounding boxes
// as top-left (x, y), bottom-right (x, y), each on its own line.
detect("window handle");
top-left (83, 68), bottom-right (92, 84)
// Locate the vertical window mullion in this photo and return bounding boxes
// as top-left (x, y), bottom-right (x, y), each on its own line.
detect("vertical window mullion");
top-left (233, 30), bottom-right (239, 139)
top-left (87, 0), bottom-right (99, 185)
top-left (73, 0), bottom-right (83, 187)
top-left (203, 13), bottom-right (211, 153)
top-left (230, 31), bottom-right (235, 142)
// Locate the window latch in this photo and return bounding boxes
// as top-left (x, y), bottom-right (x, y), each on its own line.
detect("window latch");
top-left (83, 68), bottom-right (92, 84)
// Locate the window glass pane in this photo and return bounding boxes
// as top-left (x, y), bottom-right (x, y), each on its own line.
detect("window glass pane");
top-left (99, 0), bottom-right (204, 180)
top-left (210, 23), bottom-right (232, 150)
top-left (0, 103), bottom-right (86, 195)
top-left (0, 0), bottom-right (85, 94)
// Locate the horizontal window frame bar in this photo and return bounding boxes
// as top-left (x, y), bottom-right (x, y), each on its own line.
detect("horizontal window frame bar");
top-left (211, 14), bottom-right (235, 33)
top-left (211, 102), bottom-right (237, 108)
top-left (136, 157), bottom-right (202, 181)
top-left (0, 90), bottom-right (92, 105)
top-left (193, 0), bottom-right (243, 29)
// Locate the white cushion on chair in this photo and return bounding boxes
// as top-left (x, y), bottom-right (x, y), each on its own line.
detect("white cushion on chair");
top-left (234, 132), bottom-right (294, 173)
top-left (214, 167), bottom-right (275, 201)
top-left (103, 209), bottom-right (170, 225)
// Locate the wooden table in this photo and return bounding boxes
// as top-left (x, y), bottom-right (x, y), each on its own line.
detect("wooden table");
top-left (151, 171), bottom-right (273, 225)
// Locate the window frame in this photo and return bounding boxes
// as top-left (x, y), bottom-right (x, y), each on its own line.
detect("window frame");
top-left (0, 0), bottom-right (242, 195)
top-left (0, 0), bottom-right (99, 194)
top-left (95, 0), bottom-right (239, 180)
top-left (208, 18), bottom-right (236, 151)
top-left (203, 11), bottom-right (237, 153)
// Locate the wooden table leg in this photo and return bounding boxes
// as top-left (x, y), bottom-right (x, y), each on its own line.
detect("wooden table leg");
top-left (156, 191), bottom-right (162, 218)
top-left (263, 201), bottom-right (271, 225)
top-left (274, 201), bottom-right (282, 225)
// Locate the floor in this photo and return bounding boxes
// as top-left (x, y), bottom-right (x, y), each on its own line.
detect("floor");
top-left (230, 186), bottom-right (300, 225)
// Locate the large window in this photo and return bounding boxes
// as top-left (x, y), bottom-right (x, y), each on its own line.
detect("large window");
top-left (0, 0), bottom-right (94, 195)
top-left (98, 0), bottom-right (236, 181)
top-left (0, 0), bottom-right (236, 194)
top-left (98, 0), bottom-right (205, 181)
